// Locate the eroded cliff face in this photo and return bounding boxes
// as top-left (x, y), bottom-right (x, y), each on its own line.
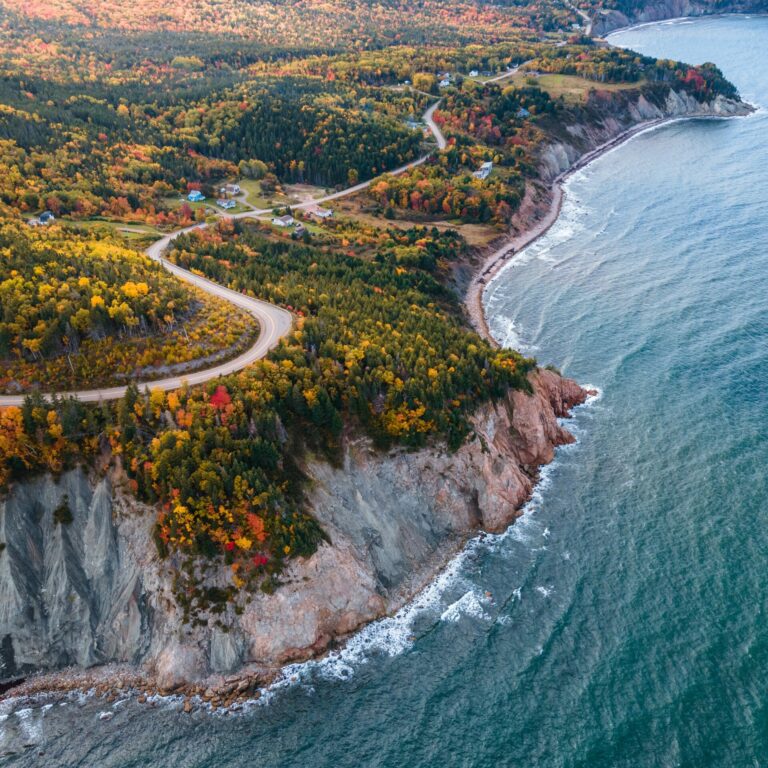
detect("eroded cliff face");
top-left (0, 369), bottom-right (587, 688)
top-left (537, 88), bottom-right (753, 183)
top-left (0, 471), bottom-right (151, 680)
top-left (591, 0), bottom-right (768, 37)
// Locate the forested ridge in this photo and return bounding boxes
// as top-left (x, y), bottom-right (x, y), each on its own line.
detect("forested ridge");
top-left (0, 222), bottom-right (533, 611)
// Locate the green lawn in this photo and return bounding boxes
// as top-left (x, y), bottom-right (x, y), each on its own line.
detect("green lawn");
top-left (238, 179), bottom-right (290, 209)
top-left (65, 218), bottom-right (163, 242)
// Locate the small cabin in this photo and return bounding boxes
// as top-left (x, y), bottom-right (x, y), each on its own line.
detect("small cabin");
top-left (188, 190), bottom-right (205, 203)
top-left (473, 161), bottom-right (493, 180)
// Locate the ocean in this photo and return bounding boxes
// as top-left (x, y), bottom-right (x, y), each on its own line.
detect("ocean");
top-left (3, 15), bottom-right (768, 767)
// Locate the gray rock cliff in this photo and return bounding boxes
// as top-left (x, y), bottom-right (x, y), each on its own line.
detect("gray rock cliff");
top-left (0, 370), bottom-right (586, 687)
top-left (591, 0), bottom-right (768, 37)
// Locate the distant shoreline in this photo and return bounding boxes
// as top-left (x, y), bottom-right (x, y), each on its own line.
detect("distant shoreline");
top-left (599, 11), bottom-right (768, 39)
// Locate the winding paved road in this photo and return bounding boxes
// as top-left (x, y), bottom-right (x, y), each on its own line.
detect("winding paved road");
top-left (0, 102), bottom-right (447, 407)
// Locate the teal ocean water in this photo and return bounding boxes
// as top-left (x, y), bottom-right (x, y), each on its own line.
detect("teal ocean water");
top-left (3, 16), bottom-right (768, 767)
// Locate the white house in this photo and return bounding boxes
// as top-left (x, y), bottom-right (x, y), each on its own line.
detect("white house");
top-left (473, 161), bottom-right (493, 180)
top-left (307, 205), bottom-right (333, 220)
top-left (469, 69), bottom-right (479, 78)
top-left (272, 215), bottom-right (295, 227)
top-left (220, 183), bottom-right (241, 196)
top-left (217, 198), bottom-right (237, 210)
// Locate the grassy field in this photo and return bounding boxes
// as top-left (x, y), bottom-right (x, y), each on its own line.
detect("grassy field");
top-left (332, 196), bottom-right (499, 247)
top-left (508, 72), bottom-right (644, 103)
top-left (237, 179), bottom-right (290, 209)
top-left (65, 218), bottom-right (163, 244)
top-left (162, 195), bottom-right (252, 215)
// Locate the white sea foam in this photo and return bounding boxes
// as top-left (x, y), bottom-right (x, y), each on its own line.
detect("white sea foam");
top-left (249, 379), bottom-right (605, 708)
top-left (257, 547), bottom-right (489, 702)
top-left (440, 591), bottom-right (491, 623)
top-left (486, 184), bottom-right (591, 294)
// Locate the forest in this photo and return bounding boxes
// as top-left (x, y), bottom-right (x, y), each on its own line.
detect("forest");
top-left (0, 221), bottom-right (533, 611)
top-left (0, 218), bottom-right (257, 391)
top-left (0, 0), bottom-right (748, 608)
top-left (0, 69), bottom-right (426, 221)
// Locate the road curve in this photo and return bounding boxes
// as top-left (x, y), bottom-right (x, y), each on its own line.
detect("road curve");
top-left (0, 101), bottom-right (447, 407)
top-left (0, 226), bottom-right (294, 407)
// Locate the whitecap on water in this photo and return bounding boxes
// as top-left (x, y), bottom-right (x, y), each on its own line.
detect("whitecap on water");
top-left (440, 591), bottom-right (491, 623)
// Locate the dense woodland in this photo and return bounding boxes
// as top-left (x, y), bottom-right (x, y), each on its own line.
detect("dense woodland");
top-left (0, 222), bottom-right (533, 610)
top-left (0, 219), bottom-right (257, 390)
top-left (0, 0), bottom-right (748, 607)
top-left (0, 70), bottom-right (426, 220)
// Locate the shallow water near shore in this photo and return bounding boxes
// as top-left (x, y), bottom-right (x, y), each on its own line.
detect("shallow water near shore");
top-left (4, 16), bottom-right (768, 767)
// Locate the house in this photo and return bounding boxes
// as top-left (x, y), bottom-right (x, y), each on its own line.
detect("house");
top-left (27, 217), bottom-right (41, 227)
top-left (438, 78), bottom-right (451, 89)
top-left (306, 205), bottom-right (333, 220)
top-left (473, 161), bottom-right (493, 180)
top-left (517, 107), bottom-right (531, 118)
top-left (216, 198), bottom-right (237, 210)
top-left (272, 215), bottom-right (295, 227)
top-left (38, 211), bottom-right (55, 224)
top-left (292, 223), bottom-right (307, 239)
top-left (469, 69), bottom-right (479, 78)
top-left (220, 183), bottom-right (241, 196)
top-left (188, 190), bottom-right (205, 202)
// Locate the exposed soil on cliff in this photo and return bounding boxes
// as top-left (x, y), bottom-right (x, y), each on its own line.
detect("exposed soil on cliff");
top-left (463, 89), bottom-right (754, 343)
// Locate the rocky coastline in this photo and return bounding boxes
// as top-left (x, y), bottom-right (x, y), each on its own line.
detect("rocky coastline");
top-left (1, 26), bottom-right (755, 715)
top-left (0, 367), bottom-right (589, 706)
top-left (591, 0), bottom-right (767, 37)
top-left (465, 89), bottom-right (754, 343)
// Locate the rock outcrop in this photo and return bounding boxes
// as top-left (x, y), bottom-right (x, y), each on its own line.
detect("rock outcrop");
top-left (591, 0), bottom-right (768, 37)
top-left (537, 88), bottom-right (753, 183)
top-left (0, 471), bottom-right (150, 679)
top-left (0, 369), bottom-right (587, 687)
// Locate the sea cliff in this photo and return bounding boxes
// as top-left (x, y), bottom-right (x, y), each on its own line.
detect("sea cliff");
top-left (465, 86), bottom-right (753, 339)
top-left (591, 0), bottom-right (768, 37)
top-left (1, 42), bottom-right (752, 709)
top-left (0, 369), bottom-right (587, 698)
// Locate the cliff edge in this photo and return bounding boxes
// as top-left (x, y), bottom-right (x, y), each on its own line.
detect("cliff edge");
top-left (0, 369), bottom-right (587, 694)
top-left (591, 0), bottom-right (768, 37)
